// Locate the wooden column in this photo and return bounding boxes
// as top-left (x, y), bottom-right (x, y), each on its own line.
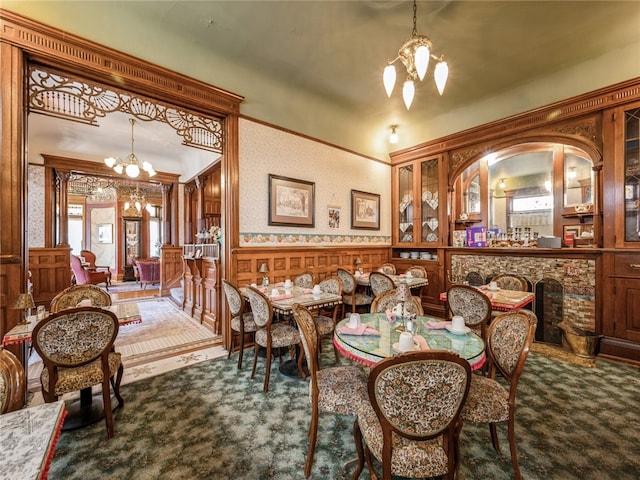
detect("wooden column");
top-left (55, 170), bottom-right (71, 248)
top-left (184, 185), bottom-right (195, 245)
top-left (194, 175), bottom-right (207, 233)
top-left (161, 183), bottom-right (173, 246)
top-left (0, 42), bottom-right (26, 340)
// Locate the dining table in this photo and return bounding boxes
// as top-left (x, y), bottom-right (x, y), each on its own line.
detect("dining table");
top-left (333, 313), bottom-right (486, 371)
top-left (241, 284), bottom-right (343, 316)
top-left (439, 286), bottom-right (535, 311)
top-left (355, 272), bottom-right (428, 290)
top-left (0, 400), bottom-right (66, 480)
top-left (241, 284), bottom-right (343, 377)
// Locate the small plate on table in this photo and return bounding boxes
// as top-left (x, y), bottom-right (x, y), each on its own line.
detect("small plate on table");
top-left (446, 325), bottom-right (471, 335)
top-left (392, 342), bottom-right (418, 353)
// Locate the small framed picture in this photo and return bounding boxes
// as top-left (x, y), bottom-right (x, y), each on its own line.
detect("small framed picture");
top-left (97, 223), bottom-right (113, 244)
top-left (268, 174), bottom-right (315, 227)
top-left (351, 190), bottom-right (380, 230)
top-left (328, 207), bottom-right (340, 229)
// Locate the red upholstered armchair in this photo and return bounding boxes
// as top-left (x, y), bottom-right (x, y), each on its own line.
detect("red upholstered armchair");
top-left (70, 255), bottom-right (110, 290)
top-left (135, 258), bottom-right (160, 290)
top-left (80, 250), bottom-right (112, 286)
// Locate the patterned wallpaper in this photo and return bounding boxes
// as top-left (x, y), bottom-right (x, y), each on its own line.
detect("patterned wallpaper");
top-left (238, 118), bottom-right (391, 246)
top-left (28, 165), bottom-right (45, 248)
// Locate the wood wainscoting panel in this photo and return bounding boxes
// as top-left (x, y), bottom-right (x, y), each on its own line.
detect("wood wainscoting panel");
top-left (159, 247), bottom-right (183, 296)
top-left (230, 246), bottom-right (391, 287)
top-left (28, 248), bottom-right (71, 308)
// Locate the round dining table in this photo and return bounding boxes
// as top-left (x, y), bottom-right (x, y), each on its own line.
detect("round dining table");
top-left (333, 313), bottom-right (486, 371)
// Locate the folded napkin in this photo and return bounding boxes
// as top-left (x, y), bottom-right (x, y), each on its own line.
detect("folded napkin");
top-left (424, 321), bottom-right (450, 329)
top-left (414, 335), bottom-right (430, 350)
top-left (270, 293), bottom-right (293, 301)
top-left (385, 309), bottom-right (396, 323)
top-left (338, 324), bottom-right (380, 336)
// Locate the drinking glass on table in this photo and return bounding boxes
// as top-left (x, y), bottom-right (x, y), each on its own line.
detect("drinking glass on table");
top-left (405, 314), bottom-right (419, 337)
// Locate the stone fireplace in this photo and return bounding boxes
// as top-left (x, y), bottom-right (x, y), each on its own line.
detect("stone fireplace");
top-left (450, 253), bottom-right (597, 350)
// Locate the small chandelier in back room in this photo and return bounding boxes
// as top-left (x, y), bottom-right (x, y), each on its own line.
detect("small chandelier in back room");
top-left (104, 118), bottom-right (156, 178)
top-left (382, 0), bottom-right (449, 110)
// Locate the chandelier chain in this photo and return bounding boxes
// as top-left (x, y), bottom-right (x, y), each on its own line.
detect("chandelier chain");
top-left (412, 0), bottom-right (418, 37)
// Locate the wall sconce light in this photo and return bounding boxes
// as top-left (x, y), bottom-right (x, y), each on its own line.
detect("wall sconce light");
top-left (498, 178), bottom-right (505, 188)
top-left (258, 262), bottom-right (270, 287)
top-left (568, 166), bottom-right (577, 179)
top-left (354, 256), bottom-right (363, 274)
top-left (389, 125), bottom-right (399, 144)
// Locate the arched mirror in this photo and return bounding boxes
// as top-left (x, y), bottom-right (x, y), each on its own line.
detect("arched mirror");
top-left (454, 142), bottom-right (596, 245)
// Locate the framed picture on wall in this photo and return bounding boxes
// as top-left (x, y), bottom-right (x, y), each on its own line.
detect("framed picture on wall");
top-left (268, 174), bottom-right (315, 227)
top-left (97, 223), bottom-right (113, 244)
top-left (351, 190), bottom-right (380, 230)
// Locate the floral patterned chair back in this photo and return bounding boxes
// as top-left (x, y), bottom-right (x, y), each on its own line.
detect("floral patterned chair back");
top-left (370, 289), bottom-right (423, 316)
top-left (446, 284), bottom-right (492, 341)
top-left (222, 280), bottom-right (257, 369)
top-left (369, 272), bottom-right (395, 297)
top-left (294, 272), bottom-right (314, 289)
top-left (491, 274), bottom-right (529, 292)
top-left (50, 284), bottom-right (112, 313)
top-left (405, 265), bottom-right (427, 278)
top-left (32, 307), bottom-right (124, 438)
top-left (379, 263), bottom-right (396, 275)
top-left (352, 351), bottom-right (471, 480)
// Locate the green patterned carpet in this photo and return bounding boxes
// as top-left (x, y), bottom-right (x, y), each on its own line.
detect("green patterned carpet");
top-left (50, 339), bottom-right (640, 479)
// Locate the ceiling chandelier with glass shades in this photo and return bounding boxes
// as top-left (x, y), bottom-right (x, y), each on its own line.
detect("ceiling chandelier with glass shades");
top-left (104, 118), bottom-right (156, 178)
top-left (383, 0), bottom-right (449, 110)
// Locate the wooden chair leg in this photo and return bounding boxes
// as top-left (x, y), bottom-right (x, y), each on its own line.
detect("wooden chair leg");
top-left (112, 363), bottom-right (124, 407)
top-left (263, 344), bottom-right (272, 392)
top-left (237, 331), bottom-right (245, 369)
top-left (351, 419), bottom-right (365, 480)
top-left (508, 413), bottom-right (522, 480)
top-left (250, 344), bottom-right (259, 380)
top-left (227, 330), bottom-right (235, 360)
top-left (101, 377), bottom-right (115, 438)
top-left (304, 401), bottom-right (319, 478)
top-left (489, 422), bottom-right (501, 453)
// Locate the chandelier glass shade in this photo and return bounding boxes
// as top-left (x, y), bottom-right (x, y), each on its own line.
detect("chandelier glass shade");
top-left (124, 186), bottom-right (154, 215)
top-left (104, 118), bottom-right (156, 178)
top-left (383, 0), bottom-right (449, 110)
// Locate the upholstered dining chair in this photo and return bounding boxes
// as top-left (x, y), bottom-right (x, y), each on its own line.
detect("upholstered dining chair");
top-left (313, 276), bottom-right (343, 362)
top-left (80, 249), bottom-right (112, 286)
top-left (490, 273), bottom-right (529, 291)
top-left (244, 287), bottom-right (301, 392)
top-left (222, 280), bottom-right (257, 369)
top-left (50, 284), bottom-right (112, 313)
top-left (70, 255), bottom-right (110, 291)
top-left (352, 350), bottom-right (472, 480)
top-left (446, 284), bottom-right (492, 341)
top-left (291, 303), bottom-right (368, 479)
top-left (405, 265), bottom-right (428, 298)
top-left (460, 309), bottom-right (537, 480)
top-left (32, 307), bottom-right (124, 438)
top-left (379, 263), bottom-right (396, 275)
top-left (368, 272), bottom-right (395, 298)
top-left (337, 268), bottom-right (373, 317)
top-left (0, 346), bottom-right (25, 414)
top-left (294, 272), bottom-right (315, 289)
top-left (370, 288), bottom-right (424, 316)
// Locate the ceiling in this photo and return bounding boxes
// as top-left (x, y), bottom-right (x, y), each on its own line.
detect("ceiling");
top-left (15, 1), bottom-right (640, 179)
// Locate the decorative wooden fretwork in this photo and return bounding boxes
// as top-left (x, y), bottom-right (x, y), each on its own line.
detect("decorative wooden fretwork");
top-left (28, 65), bottom-right (223, 153)
top-left (552, 117), bottom-right (598, 144)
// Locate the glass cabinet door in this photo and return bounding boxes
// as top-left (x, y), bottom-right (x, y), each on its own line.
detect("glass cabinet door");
top-left (123, 218), bottom-right (142, 262)
top-left (625, 107), bottom-right (640, 242)
top-left (398, 164), bottom-right (415, 244)
top-left (420, 158), bottom-right (440, 243)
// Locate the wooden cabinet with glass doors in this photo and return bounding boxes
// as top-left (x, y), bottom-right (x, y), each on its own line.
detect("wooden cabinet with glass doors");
top-left (392, 155), bottom-right (446, 247)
